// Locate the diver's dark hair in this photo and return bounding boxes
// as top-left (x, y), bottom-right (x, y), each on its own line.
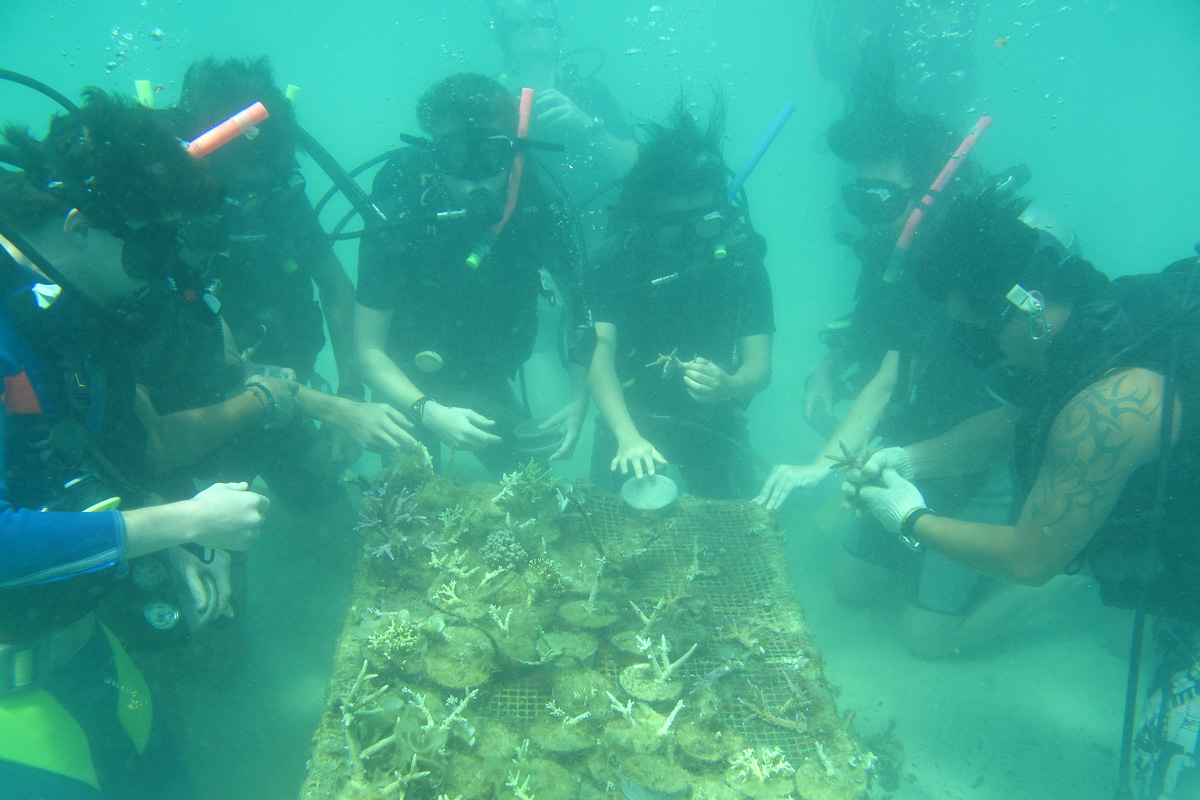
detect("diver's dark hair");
top-left (913, 188), bottom-right (1108, 310)
top-left (827, 109), bottom-right (962, 190)
top-left (619, 96), bottom-right (727, 214)
top-left (416, 73), bottom-right (517, 137)
top-left (175, 56), bottom-right (296, 180)
top-left (0, 88), bottom-right (220, 233)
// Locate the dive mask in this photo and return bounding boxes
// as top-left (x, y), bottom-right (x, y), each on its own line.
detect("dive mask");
top-left (641, 206), bottom-right (729, 249)
top-left (433, 132), bottom-right (516, 181)
top-left (842, 179), bottom-right (914, 225)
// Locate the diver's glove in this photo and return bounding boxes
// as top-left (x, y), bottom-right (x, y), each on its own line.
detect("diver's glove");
top-left (844, 468), bottom-right (926, 535)
top-left (858, 446), bottom-right (915, 483)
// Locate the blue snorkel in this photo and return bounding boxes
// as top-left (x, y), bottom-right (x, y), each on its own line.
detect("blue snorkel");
top-left (727, 101), bottom-right (796, 203)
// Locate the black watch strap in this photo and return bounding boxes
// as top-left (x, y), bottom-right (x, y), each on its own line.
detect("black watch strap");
top-left (899, 507), bottom-right (935, 551)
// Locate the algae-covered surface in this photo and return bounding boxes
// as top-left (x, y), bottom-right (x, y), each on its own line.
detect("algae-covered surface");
top-left (300, 453), bottom-right (871, 800)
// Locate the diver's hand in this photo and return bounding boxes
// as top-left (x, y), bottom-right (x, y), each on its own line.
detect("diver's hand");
top-left (681, 357), bottom-right (736, 404)
top-left (844, 468), bottom-right (926, 535)
top-left (859, 446), bottom-right (915, 484)
top-left (422, 401), bottom-right (502, 451)
top-left (169, 546), bottom-right (234, 623)
top-left (534, 89), bottom-right (593, 135)
top-left (185, 482), bottom-right (269, 552)
top-left (543, 399), bottom-right (587, 461)
top-left (612, 435), bottom-right (667, 479)
top-left (754, 462), bottom-right (832, 511)
top-left (336, 401), bottom-right (419, 454)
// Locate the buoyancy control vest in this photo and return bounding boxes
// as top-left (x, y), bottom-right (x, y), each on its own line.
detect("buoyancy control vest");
top-left (1015, 258), bottom-right (1200, 621)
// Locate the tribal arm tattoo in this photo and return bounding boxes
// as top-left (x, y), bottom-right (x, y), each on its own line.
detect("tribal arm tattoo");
top-left (1017, 369), bottom-right (1167, 573)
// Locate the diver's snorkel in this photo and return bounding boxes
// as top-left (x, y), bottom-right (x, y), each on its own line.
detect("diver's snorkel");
top-left (466, 87), bottom-right (534, 269)
top-left (184, 102), bottom-right (270, 159)
top-left (883, 115), bottom-right (992, 283)
top-left (715, 100), bottom-right (795, 260)
top-left (727, 101), bottom-right (796, 204)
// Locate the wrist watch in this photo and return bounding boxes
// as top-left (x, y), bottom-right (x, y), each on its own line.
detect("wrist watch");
top-left (899, 507), bottom-right (935, 552)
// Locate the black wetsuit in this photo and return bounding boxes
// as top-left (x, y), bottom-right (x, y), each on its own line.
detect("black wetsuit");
top-left (585, 229), bottom-right (775, 499)
top-left (201, 171), bottom-right (334, 383)
top-left (356, 147), bottom-right (580, 472)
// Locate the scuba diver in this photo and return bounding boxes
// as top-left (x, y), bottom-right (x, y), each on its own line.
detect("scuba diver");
top-left (754, 80), bottom-right (1042, 657)
top-left (488, 0), bottom-right (636, 202)
top-left (0, 87), bottom-right (271, 799)
top-left (355, 72), bottom-right (589, 475)
top-left (165, 58), bottom-right (412, 498)
top-left (586, 97), bottom-right (774, 499)
top-left (844, 188), bottom-right (1200, 800)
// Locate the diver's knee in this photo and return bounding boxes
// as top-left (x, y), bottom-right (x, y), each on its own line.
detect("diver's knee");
top-left (900, 604), bottom-right (963, 659)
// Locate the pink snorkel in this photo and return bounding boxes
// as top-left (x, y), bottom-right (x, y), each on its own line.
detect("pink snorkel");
top-left (184, 101), bottom-right (270, 159)
top-left (494, 87), bottom-right (534, 234)
top-left (883, 114), bottom-right (992, 283)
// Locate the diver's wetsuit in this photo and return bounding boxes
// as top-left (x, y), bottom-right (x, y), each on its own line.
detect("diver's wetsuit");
top-left (200, 171), bottom-right (334, 383)
top-left (0, 293), bottom-right (193, 799)
top-left (357, 146), bottom-right (581, 473)
top-left (832, 230), bottom-right (1009, 614)
top-left (1009, 262), bottom-right (1200, 799)
top-left (585, 230), bottom-right (775, 499)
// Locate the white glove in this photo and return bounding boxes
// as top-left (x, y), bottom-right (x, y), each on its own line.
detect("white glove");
top-left (860, 446), bottom-right (915, 483)
top-left (844, 468), bottom-right (927, 535)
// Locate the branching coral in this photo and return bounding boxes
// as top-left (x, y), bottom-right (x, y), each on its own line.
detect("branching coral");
top-left (492, 459), bottom-right (560, 505)
top-left (728, 747), bottom-right (796, 783)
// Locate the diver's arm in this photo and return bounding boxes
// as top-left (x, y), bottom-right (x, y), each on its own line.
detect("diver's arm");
top-left (730, 333), bottom-right (773, 398)
top-left (756, 350), bottom-right (898, 510)
top-left (907, 368), bottom-right (1169, 584)
top-left (292, 384), bottom-right (417, 453)
top-left (589, 322), bottom-right (666, 477)
top-left (903, 405), bottom-right (1017, 479)
top-left (589, 322), bottom-right (638, 443)
top-left (0, 484), bottom-right (267, 587)
top-left (585, 127), bottom-right (638, 184)
top-left (818, 349), bottom-right (898, 465)
top-left (354, 303), bottom-right (424, 410)
top-left (309, 248), bottom-right (361, 394)
top-left (135, 377), bottom-right (297, 474)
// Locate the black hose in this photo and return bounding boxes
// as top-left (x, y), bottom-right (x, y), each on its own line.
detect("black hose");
top-left (294, 126), bottom-right (387, 231)
top-left (0, 68), bottom-right (79, 113)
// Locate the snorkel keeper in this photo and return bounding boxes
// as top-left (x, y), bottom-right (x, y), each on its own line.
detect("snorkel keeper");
top-left (884, 114), bottom-right (992, 283)
top-left (466, 87), bottom-right (534, 269)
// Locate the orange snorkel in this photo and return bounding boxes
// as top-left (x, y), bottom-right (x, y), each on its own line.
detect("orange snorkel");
top-left (466, 87), bottom-right (534, 269)
top-left (184, 101), bottom-right (270, 159)
top-left (883, 114), bottom-right (992, 283)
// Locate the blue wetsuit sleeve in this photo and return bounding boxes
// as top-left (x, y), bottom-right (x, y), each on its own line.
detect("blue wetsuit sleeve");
top-left (0, 502), bottom-right (127, 588)
top-left (1, 322), bottom-right (128, 588)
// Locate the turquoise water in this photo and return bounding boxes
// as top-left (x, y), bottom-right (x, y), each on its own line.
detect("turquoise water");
top-left (3, 0), bottom-right (1199, 797)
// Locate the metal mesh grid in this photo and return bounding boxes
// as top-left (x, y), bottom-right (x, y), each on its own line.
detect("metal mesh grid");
top-left (501, 494), bottom-right (817, 760)
top-left (482, 675), bottom-right (548, 722)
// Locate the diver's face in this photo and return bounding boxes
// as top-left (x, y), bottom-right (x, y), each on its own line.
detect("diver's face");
top-left (23, 217), bottom-right (147, 307)
top-left (843, 160), bottom-right (918, 231)
top-left (639, 191), bottom-right (726, 259)
top-left (432, 126), bottom-right (515, 212)
top-left (503, 20), bottom-right (562, 74)
top-left (946, 291), bottom-right (1047, 372)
